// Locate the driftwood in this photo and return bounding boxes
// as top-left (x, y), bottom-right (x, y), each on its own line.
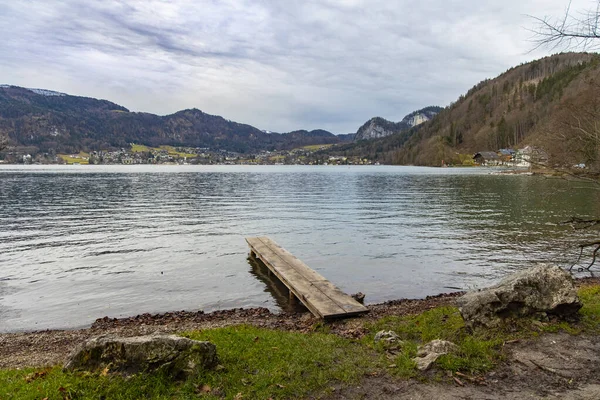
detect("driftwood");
top-left (562, 218), bottom-right (600, 272)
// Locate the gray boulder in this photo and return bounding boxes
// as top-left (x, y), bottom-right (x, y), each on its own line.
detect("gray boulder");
top-left (412, 340), bottom-right (458, 371)
top-left (64, 334), bottom-right (217, 377)
top-left (458, 264), bottom-right (582, 329)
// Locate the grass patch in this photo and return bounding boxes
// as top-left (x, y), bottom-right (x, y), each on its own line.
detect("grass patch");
top-left (58, 153), bottom-right (89, 165)
top-left (182, 325), bottom-right (375, 398)
top-left (131, 144), bottom-right (197, 158)
top-left (0, 325), bottom-right (376, 399)
top-left (365, 307), bottom-right (505, 376)
top-left (298, 144), bottom-right (333, 151)
top-left (159, 145), bottom-right (197, 158)
top-left (0, 367), bottom-right (178, 399)
top-left (131, 143), bottom-right (153, 153)
top-left (365, 285), bottom-right (600, 376)
top-left (577, 285), bottom-right (600, 332)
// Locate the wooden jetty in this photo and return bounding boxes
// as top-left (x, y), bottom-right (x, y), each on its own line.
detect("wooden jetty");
top-left (246, 237), bottom-right (368, 319)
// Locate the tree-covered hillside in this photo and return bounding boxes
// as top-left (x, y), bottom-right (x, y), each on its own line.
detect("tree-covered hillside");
top-left (323, 52), bottom-right (600, 171)
top-left (0, 86), bottom-right (343, 154)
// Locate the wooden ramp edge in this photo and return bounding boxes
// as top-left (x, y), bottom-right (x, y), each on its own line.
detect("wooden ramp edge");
top-left (246, 236), bottom-right (368, 319)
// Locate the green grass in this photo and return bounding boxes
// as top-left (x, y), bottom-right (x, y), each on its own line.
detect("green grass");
top-left (159, 146), bottom-right (197, 158)
top-left (58, 152), bottom-right (89, 165)
top-left (130, 144), bottom-right (197, 158)
top-left (364, 306), bottom-right (505, 377)
top-left (298, 144), bottom-right (333, 151)
top-left (0, 368), bottom-right (177, 399)
top-left (131, 143), bottom-right (152, 153)
top-left (364, 285), bottom-right (600, 377)
top-left (0, 325), bottom-right (376, 400)
top-left (577, 285), bottom-right (600, 332)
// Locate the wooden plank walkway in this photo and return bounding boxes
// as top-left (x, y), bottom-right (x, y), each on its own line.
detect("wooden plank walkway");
top-left (246, 237), bottom-right (368, 319)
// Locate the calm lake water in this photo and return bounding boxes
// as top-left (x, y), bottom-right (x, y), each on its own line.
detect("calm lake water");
top-left (1, 165), bottom-right (599, 332)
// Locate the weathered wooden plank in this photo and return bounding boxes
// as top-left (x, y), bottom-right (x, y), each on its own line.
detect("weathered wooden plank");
top-left (257, 237), bottom-right (329, 283)
top-left (251, 237), bottom-right (367, 312)
top-left (312, 281), bottom-right (368, 314)
top-left (247, 238), bottom-right (346, 317)
top-left (246, 237), bottom-right (368, 318)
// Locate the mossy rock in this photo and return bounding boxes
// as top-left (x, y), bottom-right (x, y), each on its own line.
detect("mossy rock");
top-left (64, 334), bottom-right (217, 378)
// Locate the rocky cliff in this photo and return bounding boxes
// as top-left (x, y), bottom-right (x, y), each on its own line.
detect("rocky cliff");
top-left (354, 106), bottom-right (442, 141)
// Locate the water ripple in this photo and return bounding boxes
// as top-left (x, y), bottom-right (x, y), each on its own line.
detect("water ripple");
top-left (0, 165), bottom-right (598, 332)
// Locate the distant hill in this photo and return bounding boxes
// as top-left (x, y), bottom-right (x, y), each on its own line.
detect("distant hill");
top-left (325, 52), bottom-right (600, 170)
top-left (354, 106), bottom-right (442, 141)
top-left (0, 86), bottom-right (342, 154)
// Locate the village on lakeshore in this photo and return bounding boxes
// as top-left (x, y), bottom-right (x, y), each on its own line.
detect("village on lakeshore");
top-left (0, 142), bottom-right (558, 169)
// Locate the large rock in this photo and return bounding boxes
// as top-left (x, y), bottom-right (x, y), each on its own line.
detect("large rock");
top-left (64, 334), bottom-right (217, 377)
top-left (458, 265), bottom-right (582, 329)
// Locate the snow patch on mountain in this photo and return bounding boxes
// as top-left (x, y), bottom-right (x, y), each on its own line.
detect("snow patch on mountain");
top-left (0, 85), bottom-right (66, 97)
top-left (28, 88), bottom-right (66, 97)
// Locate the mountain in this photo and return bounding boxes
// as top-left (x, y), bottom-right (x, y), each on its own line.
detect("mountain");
top-left (326, 52), bottom-right (600, 170)
top-left (354, 106), bottom-right (442, 141)
top-left (0, 86), bottom-right (342, 154)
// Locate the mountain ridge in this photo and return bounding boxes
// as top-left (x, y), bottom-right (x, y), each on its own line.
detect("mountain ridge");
top-left (0, 85), bottom-right (347, 154)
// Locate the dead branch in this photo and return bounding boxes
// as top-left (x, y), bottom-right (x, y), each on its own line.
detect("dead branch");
top-left (529, 359), bottom-right (573, 379)
top-left (528, 1), bottom-right (600, 51)
top-left (569, 241), bottom-right (600, 271)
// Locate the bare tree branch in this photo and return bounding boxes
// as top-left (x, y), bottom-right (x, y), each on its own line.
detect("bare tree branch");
top-left (569, 241), bottom-right (600, 271)
top-left (528, 0), bottom-right (600, 51)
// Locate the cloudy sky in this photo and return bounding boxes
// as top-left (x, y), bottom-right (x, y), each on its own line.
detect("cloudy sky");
top-left (0, 0), bottom-right (589, 133)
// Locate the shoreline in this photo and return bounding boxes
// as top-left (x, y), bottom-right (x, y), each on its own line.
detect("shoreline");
top-left (0, 291), bottom-right (463, 369)
top-left (3, 277), bottom-right (599, 370)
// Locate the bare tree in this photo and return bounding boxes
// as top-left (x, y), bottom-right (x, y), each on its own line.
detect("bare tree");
top-left (0, 134), bottom-right (7, 152)
top-left (553, 79), bottom-right (600, 173)
top-left (528, 2), bottom-right (600, 270)
top-left (529, 1), bottom-right (600, 51)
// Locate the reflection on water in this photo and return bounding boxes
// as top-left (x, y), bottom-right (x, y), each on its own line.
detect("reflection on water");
top-left (0, 165), bottom-right (598, 332)
top-left (247, 256), bottom-right (307, 313)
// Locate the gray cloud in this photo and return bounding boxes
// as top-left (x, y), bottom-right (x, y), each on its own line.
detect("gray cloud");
top-left (0, 0), bottom-right (585, 133)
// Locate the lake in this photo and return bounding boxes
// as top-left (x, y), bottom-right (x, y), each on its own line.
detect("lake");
top-left (1, 165), bottom-right (598, 332)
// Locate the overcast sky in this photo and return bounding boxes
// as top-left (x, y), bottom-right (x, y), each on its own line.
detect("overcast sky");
top-left (0, 0), bottom-right (590, 133)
